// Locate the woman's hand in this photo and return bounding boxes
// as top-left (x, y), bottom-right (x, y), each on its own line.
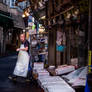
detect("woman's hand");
top-left (16, 48), bottom-right (20, 51)
top-left (16, 46), bottom-right (28, 52)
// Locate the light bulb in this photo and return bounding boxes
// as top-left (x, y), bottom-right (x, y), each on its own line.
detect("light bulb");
top-left (22, 14), bottom-right (25, 18)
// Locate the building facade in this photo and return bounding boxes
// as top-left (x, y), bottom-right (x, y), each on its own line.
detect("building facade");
top-left (0, 0), bottom-right (25, 56)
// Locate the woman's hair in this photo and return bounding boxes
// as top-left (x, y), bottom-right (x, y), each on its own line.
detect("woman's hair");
top-left (20, 33), bottom-right (25, 37)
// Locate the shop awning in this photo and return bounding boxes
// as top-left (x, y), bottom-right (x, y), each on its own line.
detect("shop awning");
top-left (0, 13), bottom-right (14, 28)
top-left (0, 13), bottom-right (13, 20)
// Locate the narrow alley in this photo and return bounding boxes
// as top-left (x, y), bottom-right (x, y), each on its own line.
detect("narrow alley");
top-left (0, 0), bottom-right (92, 92)
top-left (0, 55), bottom-right (43, 92)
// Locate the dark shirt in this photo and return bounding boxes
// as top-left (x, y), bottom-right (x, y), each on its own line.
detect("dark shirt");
top-left (21, 40), bottom-right (29, 53)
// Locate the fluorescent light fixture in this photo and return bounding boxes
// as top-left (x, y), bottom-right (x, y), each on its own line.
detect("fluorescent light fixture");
top-left (40, 16), bottom-right (46, 20)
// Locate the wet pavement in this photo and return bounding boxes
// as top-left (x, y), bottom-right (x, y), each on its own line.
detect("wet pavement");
top-left (0, 55), bottom-right (43, 92)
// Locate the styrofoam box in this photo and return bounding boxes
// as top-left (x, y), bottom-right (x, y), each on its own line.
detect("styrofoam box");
top-left (45, 84), bottom-right (75, 92)
top-left (38, 76), bottom-right (51, 86)
top-left (55, 65), bottom-right (75, 75)
top-left (72, 78), bottom-right (86, 87)
top-left (38, 76), bottom-right (75, 92)
top-left (39, 76), bottom-right (63, 83)
top-left (42, 81), bottom-right (67, 90)
top-left (68, 67), bottom-right (87, 85)
top-left (33, 62), bottom-right (44, 70)
top-left (62, 67), bottom-right (85, 80)
top-left (39, 76), bottom-right (64, 88)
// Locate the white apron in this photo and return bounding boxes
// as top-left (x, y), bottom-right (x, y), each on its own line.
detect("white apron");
top-left (13, 44), bottom-right (29, 77)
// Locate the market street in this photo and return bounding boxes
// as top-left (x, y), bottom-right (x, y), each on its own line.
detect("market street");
top-left (0, 0), bottom-right (92, 92)
top-left (0, 55), bottom-right (43, 92)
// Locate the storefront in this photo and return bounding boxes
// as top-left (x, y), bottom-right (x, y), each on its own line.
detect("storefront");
top-left (34, 0), bottom-right (88, 91)
top-left (45, 0), bottom-right (88, 68)
top-left (0, 2), bottom-right (25, 56)
top-left (0, 9), bottom-right (14, 56)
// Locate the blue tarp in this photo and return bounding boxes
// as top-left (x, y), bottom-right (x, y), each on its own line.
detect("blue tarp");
top-left (85, 76), bottom-right (91, 92)
top-left (56, 45), bottom-right (65, 52)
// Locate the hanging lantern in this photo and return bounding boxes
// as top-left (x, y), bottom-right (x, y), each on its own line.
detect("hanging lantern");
top-left (53, 18), bottom-right (56, 24)
top-left (66, 13), bottom-right (71, 19)
top-left (74, 9), bottom-right (79, 15)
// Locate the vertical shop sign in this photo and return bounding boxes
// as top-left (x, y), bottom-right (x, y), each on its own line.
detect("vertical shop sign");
top-left (88, 51), bottom-right (92, 73)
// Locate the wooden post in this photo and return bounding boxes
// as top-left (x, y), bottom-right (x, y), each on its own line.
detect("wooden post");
top-left (0, 27), bottom-right (3, 55)
top-left (48, 27), bottom-right (56, 66)
top-left (66, 27), bottom-right (71, 64)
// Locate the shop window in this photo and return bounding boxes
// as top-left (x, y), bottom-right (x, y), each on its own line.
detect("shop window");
top-left (11, 0), bottom-right (16, 6)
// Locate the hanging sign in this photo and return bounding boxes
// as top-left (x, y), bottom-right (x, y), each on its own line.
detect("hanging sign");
top-left (56, 45), bottom-right (65, 52)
